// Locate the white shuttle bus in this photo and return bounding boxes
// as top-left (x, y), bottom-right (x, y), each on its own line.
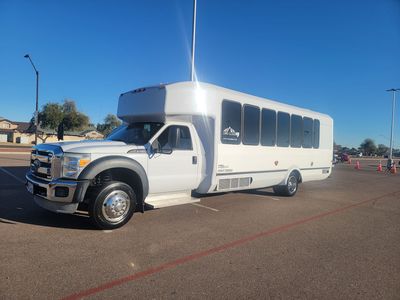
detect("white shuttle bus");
top-left (26, 81), bottom-right (333, 229)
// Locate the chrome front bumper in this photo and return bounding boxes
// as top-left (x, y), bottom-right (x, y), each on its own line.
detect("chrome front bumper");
top-left (26, 172), bottom-right (82, 214)
top-left (26, 172), bottom-right (77, 203)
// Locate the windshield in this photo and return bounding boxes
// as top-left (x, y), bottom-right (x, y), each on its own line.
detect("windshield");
top-left (107, 122), bottom-right (164, 145)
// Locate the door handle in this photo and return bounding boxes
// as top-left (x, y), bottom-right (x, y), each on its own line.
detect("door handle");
top-left (192, 156), bottom-right (198, 165)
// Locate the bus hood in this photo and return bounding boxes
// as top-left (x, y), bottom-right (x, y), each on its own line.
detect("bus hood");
top-left (45, 140), bottom-right (146, 154)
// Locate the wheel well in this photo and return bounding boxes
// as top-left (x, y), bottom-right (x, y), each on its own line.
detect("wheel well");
top-left (291, 169), bottom-right (302, 183)
top-left (84, 168), bottom-right (144, 210)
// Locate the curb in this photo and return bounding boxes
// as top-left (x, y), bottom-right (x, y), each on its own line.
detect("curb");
top-left (0, 152), bottom-right (31, 155)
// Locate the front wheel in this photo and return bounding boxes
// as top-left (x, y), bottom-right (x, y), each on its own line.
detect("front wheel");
top-left (89, 181), bottom-right (136, 230)
top-left (273, 172), bottom-right (299, 197)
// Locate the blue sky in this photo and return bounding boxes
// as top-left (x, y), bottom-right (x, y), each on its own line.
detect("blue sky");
top-left (0, 0), bottom-right (399, 148)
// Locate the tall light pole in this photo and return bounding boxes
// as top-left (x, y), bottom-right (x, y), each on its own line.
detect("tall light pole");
top-left (190, 0), bottom-right (197, 81)
top-left (24, 54), bottom-right (39, 145)
top-left (387, 88), bottom-right (400, 161)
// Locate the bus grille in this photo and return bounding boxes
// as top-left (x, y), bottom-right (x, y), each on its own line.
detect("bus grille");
top-left (30, 149), bottom-right (54, 180)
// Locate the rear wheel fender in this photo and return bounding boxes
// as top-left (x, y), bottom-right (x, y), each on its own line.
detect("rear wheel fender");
top-left (283, 168), bottom-right (302, 185)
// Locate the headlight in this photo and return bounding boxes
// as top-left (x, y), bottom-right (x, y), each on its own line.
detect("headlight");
top-left (62, 153), bottom-right (91, 179)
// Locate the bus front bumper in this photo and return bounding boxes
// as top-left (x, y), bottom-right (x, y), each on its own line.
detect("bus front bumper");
top-left (25, 172), bottom-right (81, 214)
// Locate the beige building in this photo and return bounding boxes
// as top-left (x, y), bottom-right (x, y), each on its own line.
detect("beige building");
top-left (0, 117), bottom-right (104, 144)
top-left (0, 118), bottom-right (32, 143)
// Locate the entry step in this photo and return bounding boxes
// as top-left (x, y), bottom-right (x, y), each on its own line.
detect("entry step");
top-left (145, 191), bottom-right (200, 209)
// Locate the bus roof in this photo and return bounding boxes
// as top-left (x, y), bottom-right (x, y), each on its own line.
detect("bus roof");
top-left (166, 81), bottom-right (332, 120)
top-left (119, 81), bottom-right (332, 123)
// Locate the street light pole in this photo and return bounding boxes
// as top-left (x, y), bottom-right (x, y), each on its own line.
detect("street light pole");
top-left (24, 54), bottom-right (39, 145)
top-left (387, 88), bottom-right (400, 161)
top-left (190, 0), bottom-right (197, 82)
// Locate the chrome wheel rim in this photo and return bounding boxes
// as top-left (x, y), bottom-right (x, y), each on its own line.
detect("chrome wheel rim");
top-left (101, 190), bottom-right (131, 223)
top-left (288, 176), bottom-right (297, 194)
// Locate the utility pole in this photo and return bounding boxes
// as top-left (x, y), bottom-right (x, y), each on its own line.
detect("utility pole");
top-left (24, 54), bottom-right (39, 145)
top-left (387, 88), bottom-right (400, 167)
top-left (190, 0), bottom-right (197, 81)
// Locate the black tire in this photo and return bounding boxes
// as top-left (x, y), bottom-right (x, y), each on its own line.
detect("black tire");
top-left (89, 181), bottom-right (136, 230)
top-left (273, 172), bottom-right (299, 197)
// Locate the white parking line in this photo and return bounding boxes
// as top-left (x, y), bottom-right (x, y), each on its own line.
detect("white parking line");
top-left (247, 193), bottom-right (280, 201)
top-left (191, 203), bottom-right (219, 212)
top-left (0, 167), bottom-right (25, 184)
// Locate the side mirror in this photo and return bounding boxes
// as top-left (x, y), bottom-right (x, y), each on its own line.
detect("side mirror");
top-left (151, 140), bottom-right (173, 154)
top-left (151, 140), bottom-right (160, 153)
top-left (161, 147), bottom-right (173, 155)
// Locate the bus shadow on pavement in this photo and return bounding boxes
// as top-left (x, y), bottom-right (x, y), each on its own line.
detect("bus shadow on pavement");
top-left (0, 166), bottom-right (96, 230)
top-left (239, 189), bottom-right (277, 197)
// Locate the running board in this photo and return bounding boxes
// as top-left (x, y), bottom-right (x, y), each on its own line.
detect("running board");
top-left (145, 191), bottom-right (200, 209)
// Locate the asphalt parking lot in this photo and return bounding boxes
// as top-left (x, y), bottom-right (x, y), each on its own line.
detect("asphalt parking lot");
top-left (0, 154), bottom-right (399, 299)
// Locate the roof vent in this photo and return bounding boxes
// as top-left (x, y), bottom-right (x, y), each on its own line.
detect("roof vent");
top-left (132, 88), bottom-right (146, 93)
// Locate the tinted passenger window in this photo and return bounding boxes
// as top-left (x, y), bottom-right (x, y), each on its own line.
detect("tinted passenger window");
top-left (243, 105), bottom-right (260, 145)
top-left (221, 101), bottom-right (241, 144)
top-left (277, 112), bottom-right (290, 147)
top-left (290, 114), bottom-right (302, 148)
top-left (157, 125), bottom-right (192, 150)
top-left (303, 117), bottom-right (313, 148)
top-left (261, 109), bottom-right (276, 146)
top-left (313, 119), bottom-right (320, 148)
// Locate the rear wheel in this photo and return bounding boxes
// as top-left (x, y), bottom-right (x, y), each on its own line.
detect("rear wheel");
top-left (273, 172), bottom-right (299, 197)
top-left (89, 181), bottom-right (136, 230)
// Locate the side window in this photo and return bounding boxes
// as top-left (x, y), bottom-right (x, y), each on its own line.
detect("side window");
top-left (313, 119), bottom-right (320, 148)
top-left (221, 100), bottom-right (241, 144)
top-left (261, 108), bottom-right (276, 146)
top-left (176, 126), bottom-right (193, 150)
top-left (157, 125), bottom-right (193, 150)
top-left (277, 112), bottom-right (290, 147)
top-left (243, 105), bottom-right (260, 145)
top-left (303, 117), bottom-right (313, 148)
top-left (290, 114), bottom-right (302, 148)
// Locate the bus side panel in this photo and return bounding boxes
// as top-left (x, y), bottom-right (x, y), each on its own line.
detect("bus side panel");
top-left (216, 144), bottom-right (288, 190)
top-left (214, 117), bottom-right (333, 191)
top-left (192, 116), bottom-right (216, 194)
top-left (301, 118), bottom-right (333, 183)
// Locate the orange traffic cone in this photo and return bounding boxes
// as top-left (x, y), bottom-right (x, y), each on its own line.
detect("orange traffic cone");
top-left (355, 161), bottom-right (360, 170)
top-left (377, 161), bottom-right (383, 172)
top-left (391, 163), bottom-right (397, 174)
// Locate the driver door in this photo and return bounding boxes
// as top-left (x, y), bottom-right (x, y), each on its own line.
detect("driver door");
top-left (147, 125), bottom-right (199, 194)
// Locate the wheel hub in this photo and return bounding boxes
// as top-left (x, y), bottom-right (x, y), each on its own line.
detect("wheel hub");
top-left (102, 190), bottom-right (130, 223)
top-left (288, 176), bottom-right (297, 193)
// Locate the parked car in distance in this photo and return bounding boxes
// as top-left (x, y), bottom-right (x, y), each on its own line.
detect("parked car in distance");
top-left (333, 154), bottom-right (339, 164)
top-left (341, 153), bottom-right (350, 162)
